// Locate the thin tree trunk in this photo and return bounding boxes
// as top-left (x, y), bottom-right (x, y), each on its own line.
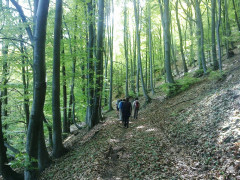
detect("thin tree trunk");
top-left (20, 35), bottom-right (30, 129)
top-left (158, 0), bottom-right (174, 83)
top-left (176, 0), bottom-right (188, 74)
top-left (217, 0), bottom-right (222, 70)
top-left (148, 1), bottom-right (154, 95)
top-left (124, 0), bottom-right (129, 97)
top-left (232, 0), bottom-right (240, 31)
top-left (195, 0), bottom-right (207, 73)
top-left (211, 0), bottom-right (218, 70)
top-left (129, 33), bottom-right (135, 94)
top-left (62, 45), bottom-right (69, 134)
top-left (133, 0), bottom-right (151, 102)
top-left (224, 0), bottom-right (232, 58)
top-left (108, 0), bottom-right (114, 111)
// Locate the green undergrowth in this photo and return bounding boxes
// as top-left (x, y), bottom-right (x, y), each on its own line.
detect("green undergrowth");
top-left (161, 74), bottom-right (200, 97)
top-left (207, 70), bottom-right (226, 81)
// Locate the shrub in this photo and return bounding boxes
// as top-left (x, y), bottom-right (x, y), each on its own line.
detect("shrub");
top-left (193, 69), bottom-right (204, 78)
top-left (161, 75), bottom-right (200, 97)
top-left (208, 70), bottom-right (226, 81)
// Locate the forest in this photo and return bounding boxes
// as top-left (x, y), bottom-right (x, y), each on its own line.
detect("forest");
top-left (0, 0), bottom-right (240, 179)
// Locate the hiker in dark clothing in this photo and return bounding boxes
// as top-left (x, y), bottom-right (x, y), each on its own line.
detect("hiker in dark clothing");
top-left (122, 97), bottom-right (132, 128)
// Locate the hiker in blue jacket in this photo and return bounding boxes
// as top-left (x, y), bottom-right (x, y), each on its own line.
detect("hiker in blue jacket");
top-left (118, 99), bottom-right (124, 121)
top-left (122, 97), bottom-right (132, 128)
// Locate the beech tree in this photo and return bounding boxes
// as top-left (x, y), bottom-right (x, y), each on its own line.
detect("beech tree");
top-left (158, 0), bottom-right (174, 83)
top-left (24, 0), bottom-right (50, 179)
top-left (211, 0), bottom-right (218, 70)
top-left (86, 0), bottom-right (95, 128)
top-left (133, 0), bottom-right (151, 102)
top-left (175, 0), bottom-right (188, 74)
top-left (124, 0), bottom-right (129, 97)
top-left (52, 0), bottom-right (66, 158)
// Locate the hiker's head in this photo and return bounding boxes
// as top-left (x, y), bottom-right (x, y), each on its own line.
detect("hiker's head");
top-left (135, 97), bottom-right (138, 100)
top-left (123, 99), bottom-right (126, 101)
top-left (126, 97), bottom-right (129, 102)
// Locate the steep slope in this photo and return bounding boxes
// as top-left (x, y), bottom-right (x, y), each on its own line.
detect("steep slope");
top-left (41, 49), bottom-right (240, 179)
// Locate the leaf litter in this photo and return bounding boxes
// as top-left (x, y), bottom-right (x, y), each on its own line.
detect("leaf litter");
top-left (40, 50), bottom-right (240, 179)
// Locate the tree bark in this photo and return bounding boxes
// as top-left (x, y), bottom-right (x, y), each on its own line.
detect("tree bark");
top-left (217, 0), bottom-right (222, 70)
top-left (24, 0), bottom-right (50, 179)
top-left (148, 2), bottom-right (154, 95)
top-left (175, 0), bottom-right (188, 74)
top-left (20, 35), bottom-right (30, 128)
top-left (92, 0), bottom-right (105, 127)
top-left (158, 0), bottom-right (174, 83)
top-left (124, 0), bottom-right (129, 97)
top-left (52, 0), bottom-right (66, 158)
top-left (108, 0), bottom-right (114, 111)
top-left (86, 0), bottom-right (96, 128)
top-left (211, 0), bottom-right (218, 70)
top-left (232, 0), bottom-right (240, 31)
top-left (62, 45), bottom-right (69, 134)
top-left (195, 0), bottom-right (207, 73)
top-left (133, 0), bottom-right (151, 102)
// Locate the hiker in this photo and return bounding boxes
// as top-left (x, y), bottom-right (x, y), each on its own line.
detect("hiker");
top-left (116, 99), bottom-right (120, 117)
top-left (118, 99), bottom-right (124, 121)
top-left (122, 97), bottom-right (132, 128)
top-left (116, 99), bottom-right (120, 111)
top-left (132, 97), bottom-right (140, 119)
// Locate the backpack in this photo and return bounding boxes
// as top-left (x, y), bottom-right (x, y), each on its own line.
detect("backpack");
top-left (135, 101), bottom-right (140, 109)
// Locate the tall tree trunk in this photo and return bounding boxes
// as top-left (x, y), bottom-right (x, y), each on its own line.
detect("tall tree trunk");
top-left (188, 8), bottom-right (195, 67)
top-left (211, 0), bottom-right (218, 70)
top-left (20, 34), bottom-right (30, 129)
top-left (217, 0), bottom-right (222, 70)
top-left (124, 0), bottom-right (129, 97)
top-left (103, 2), bottom-right (109, 106)
top-left (158, 0), bottom-right (174, 83)
top-left (148, 1), bottom-right (154, 95)
top-left (129, 34), bottom-right (135, 94)
top-left (195, 0), bottom-right (207, 73)
top-left (62, 45), bottom-right (69, 134)
top-left (86, 0), bottom-right (96, 127)
top-left (108, 0), bottom-right (114, 111)
top-left (170, 23), bottom-right (180, 76)
top-left (232, 0), bottom-right (240, 31)
top-left (52, 0), bottom-right (65, 158)
top-left (67, 5), bottom-right (78, 128)
top-left (224, 0), bottom-right (232, 58)
top-left (133, 0), bottom-right (151, 102)
top-left (92, 0), bottom-right (105, 127)
top-left (133, 32), bottom-right (138, 94)
top-left (24, 0), bottom-right (50, 179)
top-left (175, 0), bottom-right (188, 74)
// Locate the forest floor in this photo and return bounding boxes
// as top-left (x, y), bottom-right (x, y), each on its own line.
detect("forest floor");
top-left (41, 49), bottom-right (240, 180)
